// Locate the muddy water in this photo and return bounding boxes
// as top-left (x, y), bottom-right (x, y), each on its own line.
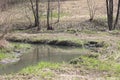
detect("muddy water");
top-left (0, 45), bottom-right (87, 75)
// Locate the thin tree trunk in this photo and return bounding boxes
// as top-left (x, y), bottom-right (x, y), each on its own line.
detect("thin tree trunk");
top-left (47, 0), bottom-right (50, 30)
top-left (106, 0), bottom-right (113, 30)
top-left (29, 0), bottom-right (40, 30)
top-left (57, 0), bottom-right (60, 22)
top-left (109, 0), bottom-right (113, 30)
top-left (113, 0), bottom-right (120, 29)
top-left (51, 7), bottom-right (53, 26)
top-left (35, 0), bottom-right (40, 30)
top-left (47, 0), bottom-right (53, 30)
top-left (29, 0), bottom-right (36, 25)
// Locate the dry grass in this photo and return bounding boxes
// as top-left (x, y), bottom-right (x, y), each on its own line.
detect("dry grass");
top-left (0, 39), bottom-right (10, 49)
top-left (0, 0), bottom-right (119, 31)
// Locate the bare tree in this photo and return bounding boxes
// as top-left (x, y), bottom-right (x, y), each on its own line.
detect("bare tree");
top-left (29, 0), bottom-right (40, 30)
top-left (57, 0), bottom-right (60, 22)
top-left (0, 12), bottom-right (13, 49)
top-left (113, 0), bottom-right (120, 29)
top-left (47, 0), bottom-right (53, 30)
top-left (87, 0), bottom-right (96, 21)
top-left (0, 0), bottom-right (8, 11)
top-left (0, 0), bottom-right (10, 40)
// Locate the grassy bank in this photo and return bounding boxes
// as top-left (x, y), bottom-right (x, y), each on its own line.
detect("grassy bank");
top-left (6, 33), bottom-right (83, 47)
top-left (0, 48), bottom-right (11, 60)
top-left (0, 31), bottom-right (120, 79)
top-left (0, 52), bottom-right (8, 60)
top-left (20, 62), bottom-right (60, 75)
top-left (6, 33), bottom-right (106, 48)
top-left (0, 42), bottom-right (32, 62)
top-left (19, 55), bottom-right (120, 78)
top-left (70, 55), bottom-right (120, 77)
top-left (1, 55), bottom-right (120, 80)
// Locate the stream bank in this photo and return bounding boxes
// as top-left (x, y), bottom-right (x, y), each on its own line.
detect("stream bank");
top-left (0, 32), bottom-right (120, 80)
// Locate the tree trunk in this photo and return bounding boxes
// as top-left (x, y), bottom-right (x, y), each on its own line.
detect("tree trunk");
top-left (57, 0), bottom-right (60, 22)
top-left (106, 0), bottom-right (113, 30)
top-left (35, 0), bottom-right (40, 30)
top-left (113, 0), bottom-right (120, 29)
top-left (29, 0), bottom-right (40, 30)
top-left (47, 0), bottom-right (53, 30)
top-left (29, 0), bottom-right (36, 25)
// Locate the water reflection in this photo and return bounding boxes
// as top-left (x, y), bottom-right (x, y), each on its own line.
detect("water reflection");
top-left (0, 45), bottom-right (87, 75)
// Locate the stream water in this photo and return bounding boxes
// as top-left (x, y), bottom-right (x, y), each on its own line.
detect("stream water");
top-left (0, 44), bottom-right (87, 75)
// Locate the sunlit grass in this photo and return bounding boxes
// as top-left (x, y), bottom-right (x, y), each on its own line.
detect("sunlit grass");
top-left (0, 43), bottom-right (31, 60)
top-left (0, 49), bottom-right (17, 60)
top-left (80, 56), bottom-right (112, 71)
top-left (0, 53), bottom-right (7, 60)
top-left (0, 48), bottom-right (10, 60)
top-left (70, 55), bottom-right (120, 76)
top-left (20, 62), bottom-right (60, 74)
top-left (40, 12), bottom-right (68, 19)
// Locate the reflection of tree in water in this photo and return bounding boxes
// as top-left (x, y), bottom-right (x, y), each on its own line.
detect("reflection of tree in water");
top-left (34, 46), bottom-right (39, 62)
top-left (33, 45), bottom-right (81, 62)
top-left (47, 46), bottom-right (50, 61)
top-left (0, 45), bottom-right (85, 74)
top-left (33, 45), bottom-right (52, 62)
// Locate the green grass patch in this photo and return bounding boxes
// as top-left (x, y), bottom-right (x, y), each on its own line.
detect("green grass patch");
top-left (81, 30), bottom-right (98, 34)
top-left (67, 29), bottom-right (98, 34)
top-left (0, 43), bottom-right (31, 60)
top-left (40, 71), bottom-right (55, 78)
top-left (0, 49), bottom-right (17, 60)
top-left (50, 12), bottom-right (67, 18)
top-left (0, 48), bottom-right (11, 60)
top-left (11, 42), bottom-right (31, 49)
top-left (70, 55), bottom-right (120, 76)
top-left (41, 12), bottom-right (67, 19)
top-left (80, 56), bottom-right (112, 71)
top-left (8, 34), bottom-right (84, 47)
top-left (20, 62), bottom-right (60, 74)
top-left (8, 33), bottom-right (108, 48)
top-left (0, 53), bottom-right (8, 60)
